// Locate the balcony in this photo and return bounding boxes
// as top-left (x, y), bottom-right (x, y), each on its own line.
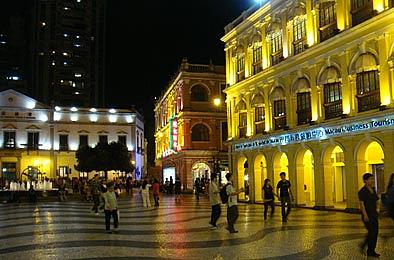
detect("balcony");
top-left (297, 109), bottom-right (312, 125)
top-left (319, 22), bottom-right (339, 42)
top-left (324, 100), bottom-right (343, 120)
top-left (357, 90), bottom-right (380, 112)
top-left (252, 63), bottom-right (263, 75)
top-left (239, 126), bottom-right (247, 138)
top-left (274, 116), bottom-right (286, 131)
top-left (236, 72), bottom-right (245, 83)
top-left (351, 3), bottom-right (375, 26)
top-left (293, 40), bottom-right (308, 55)
top-left (2, 141), bottom-right (16, 149)
top-left (254, 122), bottom-right (265, 135)
top-left (59, 145), bottom-right (69, 151)
top-left (271, 52), bottom-right (284, 66)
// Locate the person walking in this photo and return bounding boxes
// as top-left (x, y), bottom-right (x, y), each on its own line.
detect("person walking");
top-left (174, 177), bottom-right (182, 202)
top-left (152, 179), bottom-right (160, 207)
top-left (194, 178), bottom-right (201, 200)
top-left (90, 174), bottom-right (101, 215)
top-left (225, 173), bottom-right (244, 233)
top-left (100, 182), bottom-right (119, 234)
top-left (263, 179), bottom-right (277, 220)
top-left (358, 173), bottom-right (380, 257)
top-left (276, 172), bottom-right (293, 222)
top-left (209, 173), bottom-right (221, 230)
top-left (383, 173), bottom-right (394, 221)
top-left (140, 179), bottom-right (152, 207)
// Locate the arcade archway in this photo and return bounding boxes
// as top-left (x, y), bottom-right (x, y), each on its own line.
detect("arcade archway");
top-left (357, 140), bottom-right (385, 194)
top-left (254, 154), bottom-right (267, 202)
top-left (237, 156), bottom-right (248, 200)
top-left (273, 152), bottom-right (289, 187)
top-left (296, 149), bottom-right (315, 206)
top-left (191, 162), bottom-right (211, 182)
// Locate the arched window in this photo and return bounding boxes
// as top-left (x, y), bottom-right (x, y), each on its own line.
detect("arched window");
top-left (354, 53), bottom-right (380, 112)
top-left (293, 78), bottom-right (312, 125)
top-left (236, 100), bottom-right (247, 138)
top-left (251, 93), bottom-right (265, 134)
top-left (270, 87), bottom-right (287, 130)
top-left (320, 66), bottom-right (342, 119)
top-left (191, 124), bottom-right (210, 141)
top-left (191, 85), bottom-right (208, 102)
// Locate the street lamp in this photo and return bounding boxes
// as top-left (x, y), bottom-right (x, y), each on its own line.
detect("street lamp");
top-left (213, 98), bottom-right (221, 107)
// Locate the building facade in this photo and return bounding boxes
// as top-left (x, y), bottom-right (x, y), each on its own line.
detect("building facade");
top-left (154, 59), bottom-right (228, 190)
top-left (0, 89), bottom-right (145, 182)
top-left (222, 0), bottom-right (394, 210)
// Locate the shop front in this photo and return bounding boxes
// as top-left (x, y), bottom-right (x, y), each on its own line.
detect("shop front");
top-left (230, 112), bottom-right (394, 211)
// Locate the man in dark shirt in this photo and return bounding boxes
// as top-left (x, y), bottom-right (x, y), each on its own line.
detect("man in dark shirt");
top-left (358, 173), bottom-right (380, 257)
top-left (276, 172), bottom-right (293, 222)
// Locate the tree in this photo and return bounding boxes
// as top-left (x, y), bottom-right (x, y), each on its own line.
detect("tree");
top-left (75, 141), bottom-right (134, 178)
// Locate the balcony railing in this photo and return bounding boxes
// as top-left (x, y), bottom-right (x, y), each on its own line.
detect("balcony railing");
top-left (271, 52), bottom-right (284, 66)
top-left (59, 145), bottom-right (69, 151)
top-left (293, 40), bottom-right (307, 55)
top-left (351, 4), bottom-right (375, 26)
top-left (357, 90), bottom-right (380, 112)
top-left (239, 126), bottom-right (247, 138)
top-left (255, 122), bottom-right (265, 135)
top-left (324, 100), bottom-right (343, 119)
top-left (319, 22), bottom-right (339, 42)
top-left (237, 72), bottom-right (245, 83)
top-left (252, 63), bottom-right (263, 75)
top-left (274, 116), bottom-right (286, 130)
top-left (2, 142), bottom-right (16, 149)
top-left (297, 109), bottom-right (312, 125)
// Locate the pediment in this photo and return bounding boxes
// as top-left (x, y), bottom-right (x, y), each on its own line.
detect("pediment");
top-left (2, 123), bottom-right (18, 130)
top-left (117, 131), bottom-right (128, 135)
top-left (97, 130), bottom-right (109, 134)
top-left (78, 130), bottom-right (90, 134)
top-left (26, 125), bottom-right (41, 130)
top-left (0, 89), bottom-right (49, 109)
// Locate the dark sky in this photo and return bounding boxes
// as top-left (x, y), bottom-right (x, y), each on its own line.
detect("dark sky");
top-left (105, 0), bottom-right (253, 164)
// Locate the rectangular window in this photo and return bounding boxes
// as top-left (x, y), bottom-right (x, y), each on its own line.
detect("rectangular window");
top-left (220, 83), bottom-right (227, 103)
top-left (351, 0), bottom-right (374, 26)
top-left (27, 132), bottom-right (39, 149)
top-left (79, 135), bottom-right (88, 147)
top-left (221, 122), bottom-right (228, 142)
top-left (254, 106), bottom-right (265, 134)
top-left (59, 134), bottom-right (69, 151)
top-left (252, 45), bottom-right (262, 75)
top-left (238, 112), bottom-right (247, 138)
top-left (293, 18), bottom-right (307, 55)
top-left (99, 135), bottom-right (108, 143)
top-left (2, 162), bottom-right (16, 180)
top-left (323, 82), bottom-right (343, 119)
top-left (270, 32), bottom-right (283, 65)
top-left (296, 92), bottom-right (312, 125)
top-left (273, 100), bottom-right (286, 130)
top-left (118, 135), bottom-right (127, 146)
top-left (3, 131), bottom-right (16, 149)
top-left (236, 56), bottom-right (245, 82)
top-left (59, 166), bottom-right (69, 178)
top-left (319, 2), bottom-right (338, 42)
top-left (356, 70), bottom-right (380, 112)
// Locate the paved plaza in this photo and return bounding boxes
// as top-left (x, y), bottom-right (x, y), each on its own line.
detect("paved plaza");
top-left (0, 194), bottom-right (393, 260)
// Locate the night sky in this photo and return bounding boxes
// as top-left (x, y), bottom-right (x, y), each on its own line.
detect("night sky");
top-left (106, 0), bottom-right (253, 164)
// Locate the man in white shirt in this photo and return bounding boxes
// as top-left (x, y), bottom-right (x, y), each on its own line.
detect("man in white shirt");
top-left (209, 173), bottom-right (221, 230)
top-left (226, 173), bottom-right (244, 233)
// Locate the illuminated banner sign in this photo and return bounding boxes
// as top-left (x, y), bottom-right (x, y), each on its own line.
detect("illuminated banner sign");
top-left (234, 115), bottom-right (394, 151)
top-left (169, 117), bottom-right (178, 152)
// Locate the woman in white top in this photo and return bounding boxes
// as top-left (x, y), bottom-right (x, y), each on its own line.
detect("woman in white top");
top-left (140, 179), bottom-right (152, 207)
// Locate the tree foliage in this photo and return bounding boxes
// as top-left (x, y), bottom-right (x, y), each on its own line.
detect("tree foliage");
top-left (75, 142), bottom-right (134, 175)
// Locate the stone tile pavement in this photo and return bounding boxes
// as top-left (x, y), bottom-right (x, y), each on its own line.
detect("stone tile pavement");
top-left (0, 193), bottom-right (393, 259)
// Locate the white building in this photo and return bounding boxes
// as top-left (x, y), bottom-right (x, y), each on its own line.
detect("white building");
top-left (0, 89), bottom-right (145, 181)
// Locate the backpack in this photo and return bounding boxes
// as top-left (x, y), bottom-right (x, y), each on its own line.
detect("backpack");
top-left (220, 183), bottom-right (231, 204)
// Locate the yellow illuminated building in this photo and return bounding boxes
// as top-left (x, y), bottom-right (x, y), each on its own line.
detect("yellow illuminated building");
top-left (222, 0), bottom-right (394, 210)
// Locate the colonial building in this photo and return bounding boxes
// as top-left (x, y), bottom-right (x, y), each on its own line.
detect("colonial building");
top-left (222, 0), bottom-right (394, 211)
top-left (0, 89), bottom-right (145, 181)
top-left (154, 59), bottom-right (228, 190)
